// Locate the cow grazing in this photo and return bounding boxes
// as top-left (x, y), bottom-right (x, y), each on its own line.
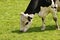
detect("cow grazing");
top-left (20, 0), bottom-right (60, 32)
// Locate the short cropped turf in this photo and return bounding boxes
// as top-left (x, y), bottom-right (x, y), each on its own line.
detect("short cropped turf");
top-left (0, 0), bottom-right (60, 40)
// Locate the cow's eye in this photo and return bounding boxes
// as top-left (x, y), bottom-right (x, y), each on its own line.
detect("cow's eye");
top-left (28, 16), bottom-right (32, 21)
top-left (25, 22), bottom-right (29, 25)
top-left (59, 0), bottom-right (60, 1)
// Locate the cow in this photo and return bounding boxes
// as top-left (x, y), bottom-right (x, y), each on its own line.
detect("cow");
top-left (20, 0), bottom-right (60, 32)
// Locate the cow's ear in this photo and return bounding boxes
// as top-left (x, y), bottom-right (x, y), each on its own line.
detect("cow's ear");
top-left (20, 12), bottom-right (24, 15)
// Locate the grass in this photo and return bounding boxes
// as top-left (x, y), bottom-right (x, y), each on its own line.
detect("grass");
top-left (0, 0), bottom-right (60, 40)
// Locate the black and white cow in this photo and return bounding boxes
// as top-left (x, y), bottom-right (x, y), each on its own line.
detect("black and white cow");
top-left (20, 0), bottom-right (60, 32)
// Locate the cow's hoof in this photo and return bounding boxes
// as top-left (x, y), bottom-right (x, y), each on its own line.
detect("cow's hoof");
top-left (57, 27), bottom-right (60, 30)
top-left (56, 28), bottom-right (60, 30)
top-left (20, 29), bottom-right (27, 32)
top-left (20, 29), bottom-right (24, 32)
top-left (41, 26), bottom-right (46, 30)
top-left (56, 25), bottom-right (60, 30)
top-left (58, 29), bottom-right (60, 30)
top-left (41, 28), bottom-right (45, 30)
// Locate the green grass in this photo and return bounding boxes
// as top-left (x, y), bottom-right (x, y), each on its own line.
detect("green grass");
top-left (0, 0), bottom-right (60, 40)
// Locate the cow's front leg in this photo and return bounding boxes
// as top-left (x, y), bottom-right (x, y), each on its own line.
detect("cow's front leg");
top-left (38, 7), bottom-right (49, 30)
top-left (38, 13), bottom-right (46, 30)
top-left (41, 17), bottom-right (46, 30)
top-left (20, 12), bottom-right (34, 32)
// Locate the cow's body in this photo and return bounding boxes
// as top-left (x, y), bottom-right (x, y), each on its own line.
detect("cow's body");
top-left (20, 0), bottom-right (60, 32)
top-left (24, 0), bottom-right (53, 14)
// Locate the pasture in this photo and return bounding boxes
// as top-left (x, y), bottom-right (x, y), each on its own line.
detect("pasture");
top-left (0, 0), bottom-right (60, 40)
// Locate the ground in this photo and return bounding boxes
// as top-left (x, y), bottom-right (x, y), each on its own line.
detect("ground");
top-left (0, 0), bottom-right (60, 40)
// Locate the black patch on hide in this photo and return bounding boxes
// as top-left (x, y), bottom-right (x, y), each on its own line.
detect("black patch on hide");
top-left (24, 0), bottom-right (52, 14)
top-left (25, 22), bottom-right (29, 25)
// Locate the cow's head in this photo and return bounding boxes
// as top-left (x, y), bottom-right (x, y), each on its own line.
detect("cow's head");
top-left (20, 12), bottom-right (34, 32)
